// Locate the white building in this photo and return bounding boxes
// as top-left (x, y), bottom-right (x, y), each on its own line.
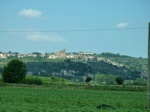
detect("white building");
top-left (0, 53), bottom-right (7, 59)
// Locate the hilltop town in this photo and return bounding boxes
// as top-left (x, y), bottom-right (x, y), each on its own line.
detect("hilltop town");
top-left (0, 49), bottom-right (122, 67)
top-left (0, 49), bottom-right (96, 59)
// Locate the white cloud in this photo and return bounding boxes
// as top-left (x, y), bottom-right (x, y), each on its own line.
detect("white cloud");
top-left (116, 23), bottom-right (129, 29)
top-left (18, 9), bottom-right (42, 18)
top-left (26, 32), bottom-right (67, 42)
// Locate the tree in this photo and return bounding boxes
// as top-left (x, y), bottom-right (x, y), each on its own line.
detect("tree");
top-left (2, 59), bottom-right (27, 83)
top-left (95, 74), bottom-right (106, 84)
top-left (85, 77), bottom-right (92, 82)
top-left (105, 74), bottom-right (116, 85)
top-left (116, 77), bottom-right (124, 85)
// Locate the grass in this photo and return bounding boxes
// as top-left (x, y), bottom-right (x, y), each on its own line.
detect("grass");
top-left (0, 86), bottom-right (149, 112)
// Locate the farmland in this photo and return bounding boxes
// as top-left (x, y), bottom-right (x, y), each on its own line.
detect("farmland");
top-left (0, 86), bottom-right (149, 112)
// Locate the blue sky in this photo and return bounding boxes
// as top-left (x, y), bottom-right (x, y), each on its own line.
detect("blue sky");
top-left (0, 0), bottom-right (150, 58)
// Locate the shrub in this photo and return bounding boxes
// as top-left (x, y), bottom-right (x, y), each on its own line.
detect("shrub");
top-left (23, 76), bottom-right (42, 85)
top-left (134, 78), bottom-right (147, 85)
top-left (116, 77), bottom-right (124, 85)
top-left (85, 77), bottom-right (92, 82)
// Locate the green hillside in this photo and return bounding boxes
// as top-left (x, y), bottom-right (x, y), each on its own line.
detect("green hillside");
top-left (0, 52), bottom-right (147, 82)
top-left (25, 59), bottom-right (141, 81)
top-left (100, 53), bottom-right (147, 77)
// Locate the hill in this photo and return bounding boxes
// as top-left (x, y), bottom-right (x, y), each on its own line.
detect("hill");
top-left (99, 53), bottom-right (147, 77)
top-left (0, 52), bottom-right (147, 82)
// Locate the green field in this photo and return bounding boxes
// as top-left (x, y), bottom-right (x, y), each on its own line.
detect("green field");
top-left (0, 86), bottom-right (149, 112)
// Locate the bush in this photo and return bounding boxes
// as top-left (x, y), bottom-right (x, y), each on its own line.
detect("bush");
top-left (23, 76), bottom-right (42, 85)
top-left (134, 78), bottom-right (147, 85)
top-left (85, 77), bottom-right (92, 82)
top-left (116, 77), bottom-right (124, 85)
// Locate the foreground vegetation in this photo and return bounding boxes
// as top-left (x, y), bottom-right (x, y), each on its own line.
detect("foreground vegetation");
top-left (0, 86), bottom-right (149, 112)
top-left (0, 73), bottom-right (148, 111)
top-left (0, 75), bottom-right (147, 92)
top-left (0, 58), bottom-right (149, 111)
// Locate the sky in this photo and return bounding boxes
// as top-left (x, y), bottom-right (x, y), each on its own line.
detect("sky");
top-left (0, 0), bottom-right (150, 58)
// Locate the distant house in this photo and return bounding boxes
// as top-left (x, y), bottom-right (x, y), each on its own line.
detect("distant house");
top-left (66, 54), bottom-right (75, 59)
top-left (27, 54), bottom-right (37, 57)
top-left (97, 57), bottom-right (105, 61)
top-left (61, 70), bottom-right (67, 75)
top-left (48, 55), bottom-right (58, 59)
top-left (18, 54), bottom-right (26, 58)
top-left (79, 51), bottom-right (94, 55)
top-left (40, 54), bottom-right (46, 57)
top-left (0, 53), bottom-right (7, 59)
top-left (6, 53), bottom-right (15, 57)
top-left (88, 56), bottom-right (94, 61)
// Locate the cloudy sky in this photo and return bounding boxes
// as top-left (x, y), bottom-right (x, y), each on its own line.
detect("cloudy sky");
top-left (0, 0), bottom-right (150, 58)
